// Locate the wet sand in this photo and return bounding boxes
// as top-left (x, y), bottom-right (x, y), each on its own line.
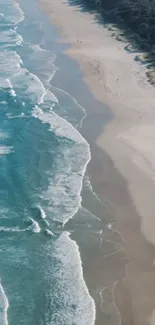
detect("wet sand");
top-left (39, 1), bottom-right (155, 324)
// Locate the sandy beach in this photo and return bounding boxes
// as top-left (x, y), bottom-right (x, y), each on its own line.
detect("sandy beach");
top-left (39, 0), bottom-right (155, 324)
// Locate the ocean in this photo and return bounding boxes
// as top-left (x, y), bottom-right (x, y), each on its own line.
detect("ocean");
top-left (0, 0), bottom-right (97, 324)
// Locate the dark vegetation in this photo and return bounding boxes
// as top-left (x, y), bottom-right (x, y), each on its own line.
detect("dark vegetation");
top-left (69, 0), bottom-right (155, 55)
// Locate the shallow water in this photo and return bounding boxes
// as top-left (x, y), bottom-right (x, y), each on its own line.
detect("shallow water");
top-left (0, 0), bottom-right (96, 324)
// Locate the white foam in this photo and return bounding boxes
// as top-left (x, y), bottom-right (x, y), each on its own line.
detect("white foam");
top-left (48, 232), bottom-right (96, 324)
top-left (44, 220), bottom-right (50, 226)
top-left (10, 68), bottom-right (47, 105)
top-left (32, 105), bottom-right (43, 118)
top-left (0, 52), bottom-right (21, 85)
top-left (107, 223), bottom-right (112, 229)
top-left (35, 108), bottom-right (91, 225)
top-left (0, 226), bottom-right (25, 233)
top-left (51, 85), bottom-right (87, 128)
top-left (0, 146), bottom-right (14, 155)
top-left (6, 78), bottom-right (17, 96)
top-left (36, 205), bottom-right (46, 220)
top-left (10, 88), bottom-right (16, 97)
top-left (6, 113), bottom-right (28, 119)
top-left (41, 89), bottom-right (58, 105)
top-left (22, 44), bottom-right (58, 103)
top-left (27, 218), bottom-right (41, 233)
top-left (26, 44), bottom-right (58, 86)
top-left (30, 44), bottom-right (56, 61)
top-left (80, 207), bottom-right (101, 222)
top-left (0, 280), bottom-right (9, 325)
top-left (45, 229), bottom-right (54, 236)
top-left (13, 0), bottom-right (24, 24)
top-left (0, 29), bottom-right (23, 48)
top-left (35, 109), bottom-right (89, 144)
top-left (0, 0), bottom-right (24, 25)
top-left (84, 175), bottom-right (101, 202)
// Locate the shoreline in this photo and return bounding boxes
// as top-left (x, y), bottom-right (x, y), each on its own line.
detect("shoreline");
top-left (39, 1), bottom-right (155, 325)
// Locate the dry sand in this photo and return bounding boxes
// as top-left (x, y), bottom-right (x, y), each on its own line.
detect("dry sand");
top-left (39, 0), bottom-right (155, 324)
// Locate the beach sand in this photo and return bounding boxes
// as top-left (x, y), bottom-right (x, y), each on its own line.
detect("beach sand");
top-left (39, 0), bottom-right (155, 324)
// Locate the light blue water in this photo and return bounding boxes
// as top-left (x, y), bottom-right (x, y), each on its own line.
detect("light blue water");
top-left (0, 0), bottom-right (96, 324)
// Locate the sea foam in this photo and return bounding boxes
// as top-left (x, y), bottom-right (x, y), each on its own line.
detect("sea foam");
top-left (44, 232), bottom-right (96, 325)
top-left (38, 206), bottom-right (46, 219)
top-left (27, 218), bottom-right (41, 233)
top-left (34, 108), bottom-right (91, 225)
top-left (0, 281), bottom-right (9, 325)
top-left (0, 146), bottom-right (14, 155)
top-left (0, 28), bottom-right (23, 48)
top-left (25, 44), bottom-right (57, 85)
top-left (0, 52), bottom-right (21, 86)
top-left (10, 68), bottom-right (47, 105)
top-left (0, 0), bottom-right (24, 25)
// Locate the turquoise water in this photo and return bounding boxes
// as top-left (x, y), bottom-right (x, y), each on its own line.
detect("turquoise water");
top-left (0, 0), bottom-right (95, 324)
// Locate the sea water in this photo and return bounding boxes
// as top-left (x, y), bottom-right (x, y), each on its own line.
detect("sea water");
top-left (0, 0), bottom-right (96, 324)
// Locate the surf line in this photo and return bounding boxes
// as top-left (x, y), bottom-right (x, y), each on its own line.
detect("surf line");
top-left (0, 279), bottom-right (9, 325)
